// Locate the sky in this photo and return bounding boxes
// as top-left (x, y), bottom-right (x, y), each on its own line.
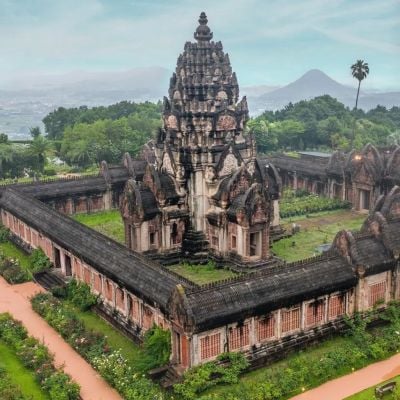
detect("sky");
top-left (1, 0), bottom-right (399, 90)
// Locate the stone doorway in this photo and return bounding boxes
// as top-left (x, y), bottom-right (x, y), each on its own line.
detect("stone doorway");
top-left (64, 254), bottom-right (72, 276)
top-left (250, 231), bottom-right (262, 257)
top-left (359, 189), bottom-right (370, 210)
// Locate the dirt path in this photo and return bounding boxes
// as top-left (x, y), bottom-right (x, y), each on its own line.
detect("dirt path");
top-left (290, 352), bottom-right (400, 400)
top-left (0, 277), bottom-right (121, 400)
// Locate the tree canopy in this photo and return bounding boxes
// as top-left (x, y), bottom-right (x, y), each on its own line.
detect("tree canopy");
top-left (251, 95), bottom-right (400, 153)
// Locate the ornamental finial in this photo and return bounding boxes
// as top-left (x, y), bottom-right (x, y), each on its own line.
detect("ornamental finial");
top-left (194, 12), bottom-right (213, 42)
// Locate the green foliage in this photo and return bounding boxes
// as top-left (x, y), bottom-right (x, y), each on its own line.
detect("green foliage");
top-left (0, 225), bottom-right (10, 243)
top-left (253, 95), bottom-right (400, 151)
top-left (168, 261), bottom-right (238, 285)
top-left (200, 306), bottom-right (400, 400)
top-left (0, 365), bottom-right (25, 400)
top-left (43, 101), bottom-right (161, 141)
top-left (64, 279), bottom-right (98, 311)
top-left (0, 313), bottom-right (79, 400)
top-left (280, 189), bottom-right (351, 218)
top-left (136, 325), bottom-right (171, 372)
top-left (29, 248), bottom-right (51, 274)
top-left (31, 293), bottom-right (164, 399)
top-left (174, 352), bottom-right (249, 399)
top-left (0, 255), bottom-right (30, 284)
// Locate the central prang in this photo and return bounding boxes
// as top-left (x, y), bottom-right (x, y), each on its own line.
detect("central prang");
top-left (120, 12), bottom-right (281, 268)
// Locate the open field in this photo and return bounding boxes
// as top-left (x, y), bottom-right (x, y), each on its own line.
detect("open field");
top-left (272, 210), bottom-right (366, 262)
top-left (168, 262), bottom-right (239, 285)
top-left (74, 210), bottom-right (124, 244)
top-left (0, 340), bottom-right (49, 400)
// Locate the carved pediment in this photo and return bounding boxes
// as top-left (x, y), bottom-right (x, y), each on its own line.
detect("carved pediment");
top-left (216, 115), bottom-right (236, 131)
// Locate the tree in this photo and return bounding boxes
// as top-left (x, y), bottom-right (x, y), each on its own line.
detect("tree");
top-left (29, 126), bottom-right (42, 139)
top-left (351, 60), bottom-right (369, 110)
top-left (0, 143), bottom-right (13, 179)
top-left (28, 135), bottom-right (50, 173)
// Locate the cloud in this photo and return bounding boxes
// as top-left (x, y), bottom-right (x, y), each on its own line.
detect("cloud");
top-left (0, 0), bottom-right (399, 88)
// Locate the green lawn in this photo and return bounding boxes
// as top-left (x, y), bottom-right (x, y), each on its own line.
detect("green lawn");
top-left (272, 211), bottom-right (366, 262)
top-left (65, 302), bottom-right (143, 366)
top-left (0, 341), bottom-right (49, 400)
top-left (0, 241), bottom-right (33, 280)
top-left (345, 375), bottom-right (400, 399)
top-left (168, 262), bottom-right (239, 285)
top-left (73, 210), bottom-right (124, 244)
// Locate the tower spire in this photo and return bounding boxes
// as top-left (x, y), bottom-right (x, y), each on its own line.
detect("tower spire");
top-left (194, 12), bottom-right (213, 42)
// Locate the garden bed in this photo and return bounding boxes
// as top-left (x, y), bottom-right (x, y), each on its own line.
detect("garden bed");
top-left (31, 287), bottom-right (166, 400)
top-left (0, 313), bottom-right (79, 400)
top-left (279, 189), bottom-right (351, 219)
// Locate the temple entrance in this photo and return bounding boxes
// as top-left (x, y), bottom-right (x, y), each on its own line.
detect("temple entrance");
top-left (54, 247), bottom-right (61, 268)
top-left (64, 254), bottom-right (72, 276)
top-left (359, 189), bottom-right (370, 210)
top-left (250, 232), bottom-right (261, 257)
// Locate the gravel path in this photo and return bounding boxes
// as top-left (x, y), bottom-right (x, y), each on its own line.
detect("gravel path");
top-left (0, 277), bottom-right (122, 400)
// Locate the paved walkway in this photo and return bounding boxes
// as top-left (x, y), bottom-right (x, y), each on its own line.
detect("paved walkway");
top-left (291, 352), bottom-right (400, 400)
top-left (0, 277), bottom-right (121, 400)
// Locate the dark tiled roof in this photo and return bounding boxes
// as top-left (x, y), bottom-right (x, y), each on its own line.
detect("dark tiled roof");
top-left (270, 154), bottom-right (329, 178)
top-left (185, 254), bottom-right (356, 331)
top-left (140, 188), bottom-right (160, 220)
top-left (352, 234), bottom-right (393, 271)
top-left (0, 188), bottom-right (182, 311)
top-left (159, 173), bottom-right (179, 203)
top-left (15, 176), bottom-right (108, 199)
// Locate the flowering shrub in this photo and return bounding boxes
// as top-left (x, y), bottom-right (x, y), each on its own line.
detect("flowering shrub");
top-left (66, 279), bottom-right (98, 310)
top-left (31, 293), bottom-right (164, 399)
top-left (93, 350), bottom-right (163, 400)
top-left (0, 313), bottom-right (79, 400)
top-left (0, 254), bottom-right (29, 284)
top-left (0, 365), bottom-right (24, 400)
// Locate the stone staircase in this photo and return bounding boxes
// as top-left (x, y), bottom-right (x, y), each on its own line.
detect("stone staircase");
top-left (33, 269), bottom-right (67, 291)
top-left (182, 229), bottom-right (209, 258)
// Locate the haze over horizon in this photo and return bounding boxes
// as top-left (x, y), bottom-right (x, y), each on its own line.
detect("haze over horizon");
top-left (1, 0), bottom-right (399, 91)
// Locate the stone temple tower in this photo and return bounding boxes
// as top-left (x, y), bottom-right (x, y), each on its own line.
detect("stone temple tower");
top-left (120, 12), bottom-right (281, 266)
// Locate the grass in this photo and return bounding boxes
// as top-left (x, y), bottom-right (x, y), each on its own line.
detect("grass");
top-left (64, 302), bottom-right (143, 367)
top-left (0, 341), bottom-right (49, 400)
top-left (168, 262), bottom-right (239, 285)
top-left (345, 375), bottom-right (400, 399)
top-left (73, 210), bottom-right (124, 244)
top-left (272, 211), bottom-right (366, 262)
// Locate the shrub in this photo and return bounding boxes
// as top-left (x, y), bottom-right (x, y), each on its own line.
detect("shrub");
top-left (66, 279), bottom-right (98, 311)
top-left (29, 248), bottom-right (52, 273)
top-left (43, 371), bottom-right (80, 400)
top-left (174, 352), bottom-right (249, 399)
top-left (136, 325), bottom-right (171, 372)
top-left (0, 225), bottom-right (10, 243)
top-left (0, 256), bottom-right (29, 284)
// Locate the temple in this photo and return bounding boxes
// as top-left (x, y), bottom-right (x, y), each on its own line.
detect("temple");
top-left (0, 13), bottom-right (399, 380)
top-left (270, 144), bottom-right (400, 211)
top-left (119, 12), bottom-right (281, 267)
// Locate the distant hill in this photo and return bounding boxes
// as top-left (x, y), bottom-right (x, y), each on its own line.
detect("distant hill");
top-left (247, 69), bottom-right (400, 114)
top-left (1, 68), bottom-right (399, 138)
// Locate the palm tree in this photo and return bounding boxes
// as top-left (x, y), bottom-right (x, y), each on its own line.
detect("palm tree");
top-left (351, 60), bottom-right (369, 110)
top-left (29, 135), bottom-right (50, 173)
